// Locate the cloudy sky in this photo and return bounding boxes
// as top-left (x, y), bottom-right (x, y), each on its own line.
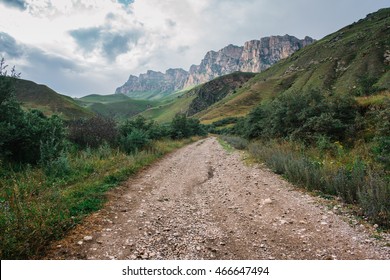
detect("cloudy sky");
top-left (0, 0), bottom-right (388, 97)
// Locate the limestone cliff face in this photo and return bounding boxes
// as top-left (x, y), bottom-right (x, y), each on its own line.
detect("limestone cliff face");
top-left (184, 35), bottom-right (314, 88)
top-left (115, 68), bottom-right (189, 99)
top-left (116, 35), bottom-right (314, 98)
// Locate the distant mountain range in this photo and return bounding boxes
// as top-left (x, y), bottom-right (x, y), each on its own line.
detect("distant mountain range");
top-left (115, 35), bottom-right (315, 99)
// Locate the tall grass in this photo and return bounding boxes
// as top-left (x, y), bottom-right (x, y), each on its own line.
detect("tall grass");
top-left (247, 141), bottom-right (390, 228)
top-left (219, 135), bottom-right (390, 227)
top-left (0, 138), bottom-right (194, 259)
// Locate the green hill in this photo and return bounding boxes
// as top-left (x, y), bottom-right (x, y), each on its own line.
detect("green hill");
top-left (13, 78), bottom-right (94, 120)
top-left (139, 72), bottom-right (256, 123)
top-left (196, 8), bottom-right (390, 124)
top-left (76, 94), bottom-right (157, 119)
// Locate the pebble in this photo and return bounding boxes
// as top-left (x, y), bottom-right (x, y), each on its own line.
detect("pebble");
top-left (263, 198), bottom-right (273, 205)
top-left (84, 236), bottom-right (93, 241)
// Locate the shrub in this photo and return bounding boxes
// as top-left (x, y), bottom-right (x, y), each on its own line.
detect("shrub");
top-left (372, 99), bottom-right (390, 169)
top-left (236, 89), bottom-right (358, 144)
top-left (119, 115), bottom-right (169, 140)
top-left (67, 116), bottom-right (118, 148)
top-left (120, 129), bottom-right (150, 154)
top-left (220, 135), bottom-right (248, 150)
top-left (1, 73), bottom-right (67, 165)
top-left (170, 114), bottom-right (206, 139)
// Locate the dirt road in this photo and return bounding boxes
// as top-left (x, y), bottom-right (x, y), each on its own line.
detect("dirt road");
top-left (46, 137), bottom-right (390, 260)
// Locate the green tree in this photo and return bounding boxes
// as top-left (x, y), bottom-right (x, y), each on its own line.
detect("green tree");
top-left (0, 58), bottom-right (66, 165)
top-left (170, 114), bottom-right (206, 139)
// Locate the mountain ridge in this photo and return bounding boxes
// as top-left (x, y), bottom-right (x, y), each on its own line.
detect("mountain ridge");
top-left (115, 34), bottom-right (314, 99)
top-left (195, 8), bottom-right (390, 124)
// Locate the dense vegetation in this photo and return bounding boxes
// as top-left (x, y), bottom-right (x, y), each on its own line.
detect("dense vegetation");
top-left (218, 88), bottom-right (390, 228)
top-left (0, 61), bottom-right (206, 259)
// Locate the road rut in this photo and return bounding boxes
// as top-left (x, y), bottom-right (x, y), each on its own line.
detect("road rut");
top-left (46, 137), bottom-right (390, 260)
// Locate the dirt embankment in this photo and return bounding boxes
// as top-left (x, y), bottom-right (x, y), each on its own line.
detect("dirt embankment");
top-left (46, 137), bottom-right (390, 260)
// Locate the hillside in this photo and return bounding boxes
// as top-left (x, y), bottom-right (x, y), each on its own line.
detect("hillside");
top-left (196, 8), bottom-right (390, 124)
top-left (139, 72), bottom-right (256, 123)
top-left (13, 78), bottom-right (93, 120)
top-left (76, 94), bottom-right (157, 119)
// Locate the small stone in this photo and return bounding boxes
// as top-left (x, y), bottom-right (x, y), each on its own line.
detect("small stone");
top-left (321, 221), bottom-right (328, 225)
top-left (77, 241), bottom-right (83, 245)
top-left (280, 219), bottom-right (288, 225)
top-left (263, 198), bottom-right (273, 205)
top-left (84, 236), bottom-right (93, 241)
top-left (196, 246), bottom-right (201, 251)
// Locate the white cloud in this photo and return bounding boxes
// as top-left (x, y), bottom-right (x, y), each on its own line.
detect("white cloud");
top-left (0, 0), bottom-right (388, 96)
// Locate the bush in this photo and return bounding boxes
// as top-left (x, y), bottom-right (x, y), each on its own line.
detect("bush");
top-left (236, 89), bottom-right (358, 144)
top-left (170, 114), bottom-right (206, 139)
top-left (372, 99), bottom-right (390, 169)
top-left (220, 135), bottom-right (248, 150)
top-left (1, 67), bottom-right (67, 165)
top-left (119, 115), bottom-right (169, 140)
top-left (120, 129), bottom-right (150, 154)
top-left (67, 116), bottom-right (118, 148)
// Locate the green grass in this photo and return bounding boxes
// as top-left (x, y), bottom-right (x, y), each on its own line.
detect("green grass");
top-left (77, 93), bottom-right (131, 103)
top-left (245, 140), bottom-right (390, 229)
top-left (0, 138), bottom-right (195, 259)
top-left (217, 137), bottom-right (235, 153)
top-left (75, 94), bottom-right (158, 120)
top-left (14, 78), bottom-right (94, 120)
top-left (140, 94), bottom-right (196, 123)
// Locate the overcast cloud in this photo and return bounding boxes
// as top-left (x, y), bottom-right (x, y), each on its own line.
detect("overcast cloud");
top-left (0, 0), bottom-right (388, 97)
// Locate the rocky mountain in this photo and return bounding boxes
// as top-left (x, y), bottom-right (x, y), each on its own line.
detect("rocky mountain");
top-left (116, 35), bottom-right (314, 99)
top-left (196, 8), bottom-right (390, 124)
top-left (186, 72), bottom-right (256, 116)
top-left (115, 68), bottom-right (189, 99)
top-left (184, 35), bottom-right (314, 88)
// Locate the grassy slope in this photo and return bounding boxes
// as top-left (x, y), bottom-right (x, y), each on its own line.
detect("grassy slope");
top-left (139, 72), bottom-right (256, 123)
top-left (76, 94), bottom-right (158, 120)
top-left (197, 8), bottom-right (390, 124)
top-left (14, 78), bottom-right (94, 120)
top-left (140, 94), bottom-right (196, 123)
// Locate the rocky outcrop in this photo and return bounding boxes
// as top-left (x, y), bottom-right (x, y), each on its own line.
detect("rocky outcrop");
top-left (186, 72), bottom-right (256, 116)
top-left (239, 35), bottom-right (314, 73)
top-left (115, 68), bottom-right (189, 99)
top-left (184, 35), bottom-right (314, 88)
top-left (116, 35), bottom-right (314, 98)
